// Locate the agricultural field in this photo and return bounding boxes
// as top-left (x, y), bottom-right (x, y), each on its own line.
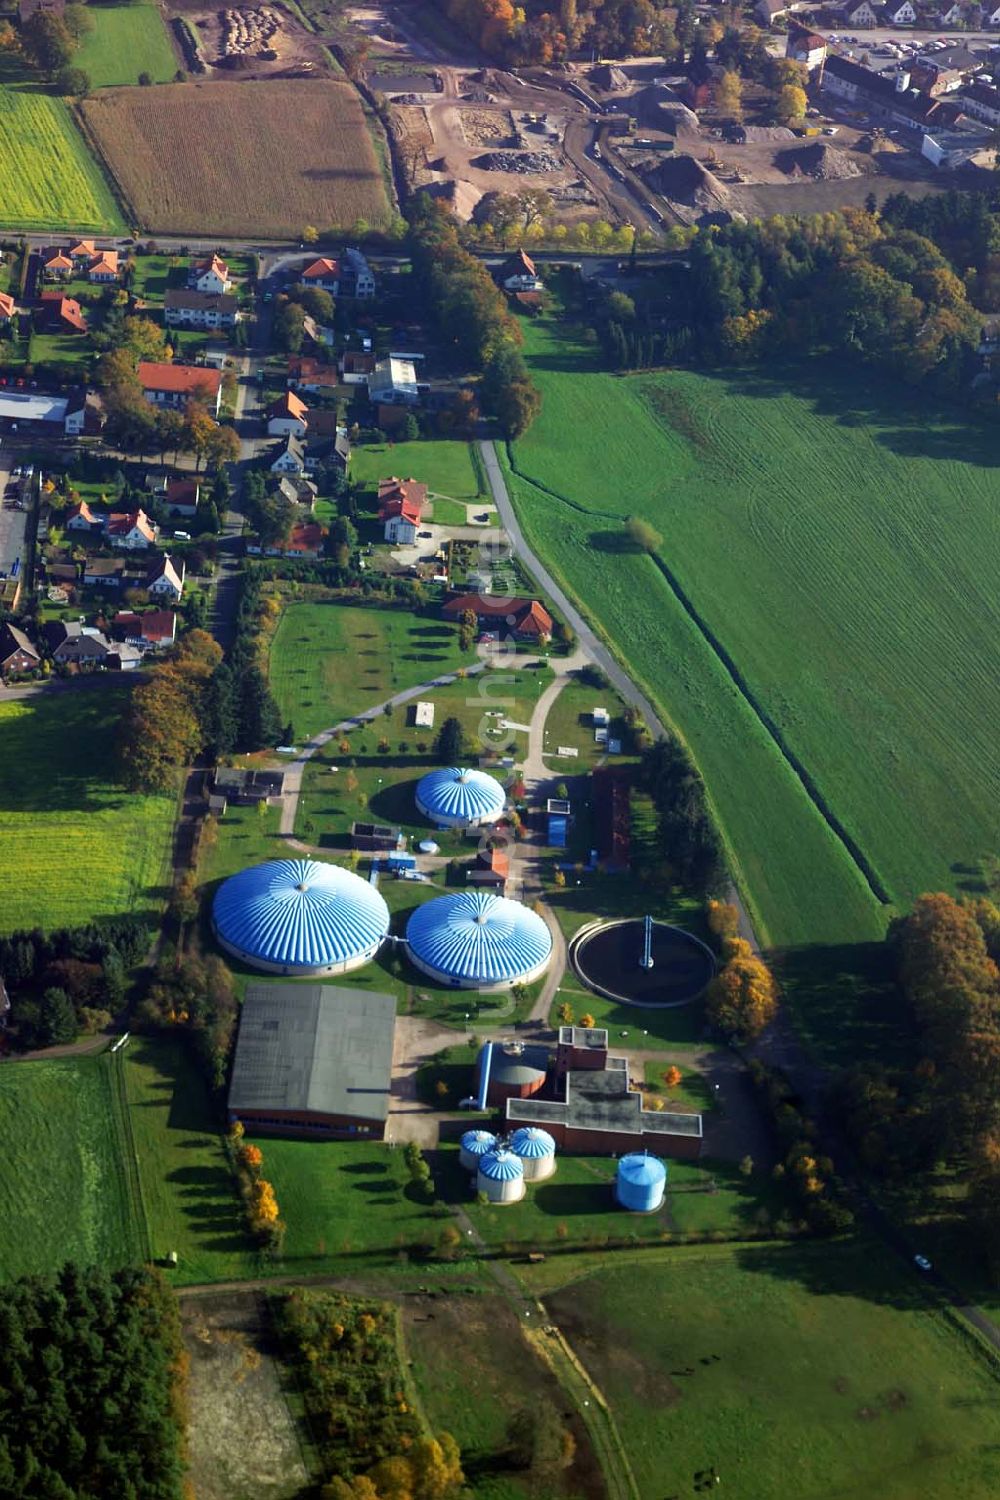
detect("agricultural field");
top-left (268, 599), bottom-right (469, 742)
top-left (81, 79), bottom-right (393, 236)
top-left (0, 57), bottom-right (124, 232)
top-left (0, 687), bottom-right (175, 933)
top-left (505, 307), bottom-right (1000, 960)
top-left (74, 2), bottom-right (179, 88)
top-left (0, 1054), bottom-right (146, 1282)
top-left (541, 1244), bottom-right (1000, 1500)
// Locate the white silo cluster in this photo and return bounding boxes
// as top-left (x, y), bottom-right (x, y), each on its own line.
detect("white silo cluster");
top-left (464, 1126), bottom-right (558, 1204)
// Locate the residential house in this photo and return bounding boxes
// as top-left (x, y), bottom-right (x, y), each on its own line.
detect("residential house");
top-left (41, 250), bottom-right (73, 279)
top-left (339, 247), bottom-right (375, 298)
top-left (304, 430), bottom-right (350, 475)
top-left (106, 643), bottom-right (143, 671)
top-left (378, 476), bottom-right (427, 544)
top-left (270, 435), bottom-right (306, 476)
top-left (921, 123), bottom-right (992, 165)
top-left (138, 362), bottom-right (222, 414)
top-left (300, 257), bottom-right (340, 292)
top-left (0, 622), bottom-right (41, 678)
top-left (304, 407), bottom-right (345, 439)
top-left (495, 249), bottom-right (544, 293)
top-left (164, 289), bottom-right (239, 330)
top-left (66, 500), bottom-right (104, 532)
top-left (367, 356), bottom-right (419, 406)
top-left (88, 250), bottom-right (119, 283)
top-left (266, 391), bottom-right (309, 438)
top-left (340, 350), bottom-right (376, 384)
top-left (38, 292), bottom-right (87, 334)
top-left (188, 255), bottom-right (231, 294)
top-left (82, 557), bottom-right (126, 588)
top-left (44, 620), bottom-right (111, 668)
top-left (839, 0), bottom-right (883, 25)
top-left (820, 55), bottom-right (964, 129)
top-left (106, 508), bottom-right (158, 549)
top-left (939, 0), bottom-right (963, 19)
top-left (113, 609), bottom-right (177, 649)
top-left (273, 475), bottom-right (317, 508)
top-left (68, 239), bottom-right (97, 267)
top-left (286, 356), bottom-right (340, 394)
top-left (0, 293), bottom-right (16, 324)
top-left (985, 2), bottom-right (1000, 23)
top-left (46, 561), bottom-right (79, 590)
top-left (302, 315), bottom-right (334, 348)
top-left (957, 80), bottom-right (1000, 123)
top-left (146, 554), bottom-right (185, 600)
top-left (165, 476), bottom-right (199, 517)
top-left (284, 521), bottom-right (324, 558)
top-left (884, 0), bottom-right (917, 20)
top-left (441, 592), bottom-right (554, 641)
top-left (786, 26), bottom-right (828, 71)
top-left (64, 391), bottom-right (105, 437)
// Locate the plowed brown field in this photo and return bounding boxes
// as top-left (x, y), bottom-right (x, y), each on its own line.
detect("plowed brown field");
top-left (81, 78), bottom-right (393, 236)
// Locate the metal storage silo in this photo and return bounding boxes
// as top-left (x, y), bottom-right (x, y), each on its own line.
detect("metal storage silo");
top-left (615, 1152), bottom-right (667, 1213)
top-left (510, 1126), bottom-right (557, 1181)
top-left (476, 1148), bottom-right (525, 1204)
top-left (459, 1129), bottom-right (498, 1172)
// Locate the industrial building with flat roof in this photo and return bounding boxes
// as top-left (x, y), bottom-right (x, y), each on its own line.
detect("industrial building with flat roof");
top-left (228, 983), bottom-right (396, 1138)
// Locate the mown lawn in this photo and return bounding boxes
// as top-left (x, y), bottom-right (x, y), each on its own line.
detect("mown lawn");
top-left (0, 1054), bottom-right (146, 1282)
top-left (124, 1036), bottom-right (256, 1285)
top-left (543, 1243), bottom-right (1000, 1500)
top-left (0, 686), bottom-right (175, 933)
top-left (0, 56), bottom-right (124, 231)
top-left (74, 2), bottom-right (178, 88)
top-left (267, 600), bottom-right (469, 742)
top-left (350, 439), bottom-right (485, 501)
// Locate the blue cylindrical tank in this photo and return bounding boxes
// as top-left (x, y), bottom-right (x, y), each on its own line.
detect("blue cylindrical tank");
top-left (510, 1126), bottom-right (557, 1181)
top-left (476, 1148), bottom-right (525, 1204)
top-left (459, 1129), bottom-right (497, 1172)
top-left (615, 1151), bottom-right (667, 1213)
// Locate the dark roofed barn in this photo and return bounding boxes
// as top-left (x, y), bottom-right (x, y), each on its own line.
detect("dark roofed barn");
top-left (228, 983), bottom-right (396, 1138)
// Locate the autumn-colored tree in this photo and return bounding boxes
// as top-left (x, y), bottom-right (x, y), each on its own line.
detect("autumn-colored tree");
top-left (250, 1179), bottom-right (279, 1226)
top-left (205, 423), bottom-right (241, 469)
top-left (580, 1012), bottom-right (595, 1028)
top-left (706, 898), bottom-right (740, 942)
top-left (714, 70), bottom-right (742, 120)
top-left (663, 1065), bottom-right (682, 1091)
top-left (458, 608), bottom-right (478, 653)
top-left (240, 1143), bottom-right (263, 1171)
top-left (557, 1000), bottom-right (574, 1024)
top-left (625, 516), bottom-right (662, 553)
top-left (706, 948), bottom-right (777, 1042)
top-left (774, 83), bottom-right (807, 123)
top-left (183, 401), bottom-right (218, 471)
top-left (302, 224), bottom-right (320, 244)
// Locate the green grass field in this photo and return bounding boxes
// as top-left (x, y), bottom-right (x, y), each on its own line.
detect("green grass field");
top-left (124, 1037), bottom-right (256, 1285)
top-left (0, 1054), bottom-right (146, 1282)
top-left (0, 57), bottom-right (124, 231)
top-left (505, 305), bottom-right (1000, 963)
top-left (268, 601), bottom-right (470, 742)
top-left (74, 3), bottom-right (178, 88)
top-left (542, 1243), bottom-right (1000, 1500)
top-left (350, 439), bottom-right (485, 501)
top-left (0, 687), bottom-right (175, 933)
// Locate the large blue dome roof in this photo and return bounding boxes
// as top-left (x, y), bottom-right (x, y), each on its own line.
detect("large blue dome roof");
top-left (415, 766), bottom-right (505, 825)
top-left (478, 1149), bottom-right (524, 1182)
top-left (406, 891), bottom-right (553, 985)
top-left (213, 858), bottom-right (389, 973)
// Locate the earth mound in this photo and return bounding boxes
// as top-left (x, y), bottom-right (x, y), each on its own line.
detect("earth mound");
top-left (775, 142), bottom-right (867, 180)
top-left (645, 153), bottom-right (730, 209)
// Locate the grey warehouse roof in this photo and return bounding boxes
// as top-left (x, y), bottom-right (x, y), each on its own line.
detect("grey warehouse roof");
top-left (229, 983), bottom-right (396, 1123)
top-left (508, 1064), bottom-right (703, 1139)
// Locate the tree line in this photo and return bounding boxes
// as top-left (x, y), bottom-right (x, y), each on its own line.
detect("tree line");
top-left (0, 1264), bottom-right (186, 1500)
top-left (835, 891), bottom-right (1000, 1279)
top-left (443, 0), bottom-right (691, 65)
top-left (593, 194), bottom-right (997, 409)
top-left (408, 198), bottom-right (541, 438)
top-left (639, 736), bottom-right (726, 897)
top-left (0, 916), bottom-right (148, 1049)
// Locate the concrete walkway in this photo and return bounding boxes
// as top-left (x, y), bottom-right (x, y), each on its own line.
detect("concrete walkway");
top-left (277, 663), bottom-right (488, 838)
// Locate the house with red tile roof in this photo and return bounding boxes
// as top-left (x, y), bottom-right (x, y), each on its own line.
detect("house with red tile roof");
top-left (42, 249), bottom-right (73, 278)
top-left (286, 355), bottom-right (340, 393)
top-left (378, 476), bottom-right (428, 544)
top-left (188, 255), bottom-right (231, 294)
top-left (88, 250), bottom-right (119, 283)
top-left (0, 292), bottom-right (16, 323)
top-left (106, 508), bottom-right (158, 549)
top-left (66, 500), bottom-right (104, 532)
top-left (113, 609), bottom-right (177, 649)
top-left (39, 291), bottom-right (87, 333)
top-left (267, 390), bottom-right (309, 438)
top-left (441, 592), bottom-right (553, 641)
top-left (301, 257), bottom-right (340, 291)
top-left (138, 362), bottom-right (222, 414)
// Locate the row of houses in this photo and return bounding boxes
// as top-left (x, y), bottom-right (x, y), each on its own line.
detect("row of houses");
top-left (760, 0), bottom-right (1000, 24)
top-left (46, 547), bottom-right (185, 597)
top-left (0, 610), bottom-right (179, 678)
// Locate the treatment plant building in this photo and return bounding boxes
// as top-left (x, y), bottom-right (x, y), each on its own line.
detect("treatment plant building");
top-left (415, 767), bottom-right (506, 829)
top-left (227, 982), bottom-right (396, 1138)
top-left (212, 858), bottom-right (390, 976)
top-left (405, 890), bottom-right (553, 990)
